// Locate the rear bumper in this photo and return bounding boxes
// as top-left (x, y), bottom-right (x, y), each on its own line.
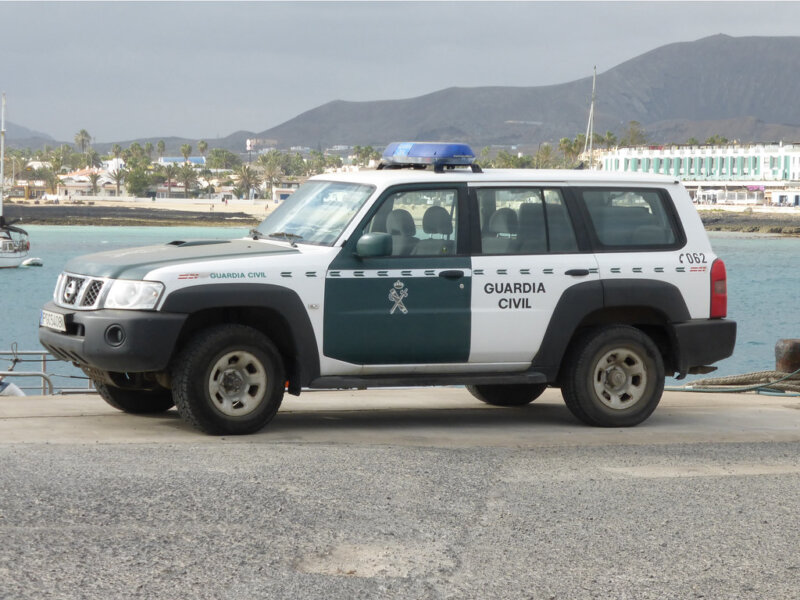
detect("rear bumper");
top-left (672, 318), bottom-right (737, 376)
top-left (38, 302), bottom-right (186, 372)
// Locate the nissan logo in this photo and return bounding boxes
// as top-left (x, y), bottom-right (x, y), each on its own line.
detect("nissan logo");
top-left (64, 280), bottom-right (78, 303)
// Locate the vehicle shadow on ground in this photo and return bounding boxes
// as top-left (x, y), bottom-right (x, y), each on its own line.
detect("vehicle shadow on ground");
top-left (263, 402), bottom-right (580, 434)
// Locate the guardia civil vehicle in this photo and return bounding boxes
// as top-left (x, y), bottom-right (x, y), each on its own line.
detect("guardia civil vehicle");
top-left (39, 142), bottom-right (736, 435)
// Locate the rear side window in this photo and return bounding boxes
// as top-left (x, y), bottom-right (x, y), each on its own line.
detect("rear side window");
top-left (576, 188), bottom-right (681, 249)
top-left (475, 187), bottom-right (578, 255)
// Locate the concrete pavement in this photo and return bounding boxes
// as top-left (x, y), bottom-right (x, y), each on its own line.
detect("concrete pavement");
top-left (1, 387), bottom-right (799, 446)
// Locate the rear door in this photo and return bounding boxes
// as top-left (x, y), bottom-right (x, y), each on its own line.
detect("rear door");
top-left (468, 185), bottom-right (600, 364)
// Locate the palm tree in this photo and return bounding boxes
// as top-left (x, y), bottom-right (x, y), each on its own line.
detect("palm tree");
top-left (88, 172), bottom-right (101, 196)
top-left (177, 163), bottom-right (198, 198)
top-left (85, 150), bottom-right (102, 169)
top-left (180, 144), bottom-right (192, 163)
top-left (144, 142), bottom-right (154, 160)
top-left (157, 140), bottom-right (166, 159)
top-left (163, 163), bottom-right (179, 198)
top-left (74, 129), bottom-right (91, 154)
top-left (197, 140), bottom-right (208, 163)
top-left (111, 144), bottom-right (122, 161)
top-left (257, 150), bottom-right (282, 201)
top-left (109, 168), bottom-right (126, 196)
top-left (234, 165), bottom-right (261, 199)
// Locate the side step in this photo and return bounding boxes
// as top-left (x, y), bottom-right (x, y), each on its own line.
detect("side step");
top-left (308, 370), bottom-right (548, 390)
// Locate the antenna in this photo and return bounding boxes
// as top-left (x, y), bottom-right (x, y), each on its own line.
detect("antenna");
top-left (583, 67), bottom-right (596, 168)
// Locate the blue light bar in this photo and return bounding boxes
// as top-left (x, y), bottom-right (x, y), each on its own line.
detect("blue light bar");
top-left (381, 142), bottom-right (476, 167)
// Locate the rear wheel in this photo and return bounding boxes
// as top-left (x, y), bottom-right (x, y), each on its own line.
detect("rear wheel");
top-left (171, 324), bottom-right (285, 435)
top-left (560, 325), bottom-right (664, 427)
top-left (466, 383), bottom-right (547, 407)
top-left (95, 382), bottom-right (174, 414)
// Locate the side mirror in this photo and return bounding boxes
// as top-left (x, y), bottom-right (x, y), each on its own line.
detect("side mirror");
top-left (355, 232), bottom-right (392, 258)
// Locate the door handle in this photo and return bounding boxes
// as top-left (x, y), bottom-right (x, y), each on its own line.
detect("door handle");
top-left (565, 269), bottom-right (590, 276)
top-left (439, 269), bottom-right (465, 279)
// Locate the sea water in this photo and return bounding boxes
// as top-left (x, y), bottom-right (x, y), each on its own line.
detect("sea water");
top-left (0, 227), bottom-right (795, 389)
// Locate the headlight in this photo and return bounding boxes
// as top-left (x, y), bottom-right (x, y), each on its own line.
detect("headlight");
top-left (103, 280), bottom-right (164, 310)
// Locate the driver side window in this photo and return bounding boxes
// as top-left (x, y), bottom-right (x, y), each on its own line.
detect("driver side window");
top-left (364, 189), bottom-right (458, 256)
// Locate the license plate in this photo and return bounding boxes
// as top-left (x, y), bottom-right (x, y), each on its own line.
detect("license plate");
top-left (40, 309), bottom-right (67, 332)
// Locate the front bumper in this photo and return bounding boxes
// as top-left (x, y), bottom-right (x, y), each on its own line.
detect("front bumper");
top-left (38, 302), bottom-right (187, 373)
top-left (672, 318), bottom-right (737, 376)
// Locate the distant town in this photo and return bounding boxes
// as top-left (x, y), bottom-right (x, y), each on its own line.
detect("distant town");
top-left (3, 124), bottom-right (800, 208)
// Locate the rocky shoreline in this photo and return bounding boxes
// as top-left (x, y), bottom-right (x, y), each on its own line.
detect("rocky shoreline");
top-left (698, 209), bottom-right (800, 235)
top-left (3, 203), bottom-right (261, 228)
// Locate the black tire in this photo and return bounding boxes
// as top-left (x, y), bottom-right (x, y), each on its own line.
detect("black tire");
top-left (466, 383), bottom-right (547, 407)
top-left (95, 381), bottom-right (174, 414)
top-left (171, 324), bottom-right (285, 435)
top-left (560, 325), bottom-right (664, 427)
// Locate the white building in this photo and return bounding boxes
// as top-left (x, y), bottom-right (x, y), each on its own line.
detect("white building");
top-left (598, 143), bottom-right (800, 183)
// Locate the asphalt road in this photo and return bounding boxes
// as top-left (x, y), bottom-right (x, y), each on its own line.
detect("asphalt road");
top-left (1, 388), bottom-right (799, 599)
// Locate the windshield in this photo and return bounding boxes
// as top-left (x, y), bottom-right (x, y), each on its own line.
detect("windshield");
top-left (255, 180), bottom-right (375, 246)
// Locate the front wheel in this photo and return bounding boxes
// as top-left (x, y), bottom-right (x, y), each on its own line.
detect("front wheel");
top-left (466, 383), bottom-right (547, 407)
top-left (95, 382), bottom-right (174, 414)
top-left (171, 324), bottom-right (285, 435)
top-left (560, 325), bottom-right (664, 427)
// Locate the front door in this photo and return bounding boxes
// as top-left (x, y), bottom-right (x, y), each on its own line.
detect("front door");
top-left (323, 184), bottom-right (471, 365)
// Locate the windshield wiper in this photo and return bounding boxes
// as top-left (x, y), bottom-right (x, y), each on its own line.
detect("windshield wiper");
top-left (267, 231), bottom-right (303, 247)
top-left (249, 228), bottom-right (264, 240)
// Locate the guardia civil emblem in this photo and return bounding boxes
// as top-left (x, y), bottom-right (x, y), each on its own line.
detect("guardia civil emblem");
top-left (388, 280), bottom-right (408, 314)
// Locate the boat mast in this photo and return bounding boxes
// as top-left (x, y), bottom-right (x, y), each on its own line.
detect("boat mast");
top-left (1, 92), bottom-right (5, 219)
top-left (583, 66), bottom-right (596, 168)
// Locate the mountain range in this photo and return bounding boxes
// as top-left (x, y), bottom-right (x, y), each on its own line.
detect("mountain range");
top-left (7, 34), bottom-right (800, 154)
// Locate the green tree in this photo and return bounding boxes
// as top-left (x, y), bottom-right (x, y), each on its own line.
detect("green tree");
top-left (257, 150), bottom-right (283, 200)
top-left (125, 167), bottom-right (151, 197)
top-left (704, 134), bottom-right (728, 145)
top-left (109, 168), bottom-right (126, 196)
top-left (88, 172), bottom-right (101, 195)
top-left (163, 163), bottom-right (179, 198)
top-left (197, 140), bottom-right (208, 162)
top-left (534, 143), bottom-right (557, 168)
top-left (177, 163), bottom-right (198, 198)
top-left (207, 148), bottom-right (242, 170)
top-left (620, 121), bottom-right (647, 146)
top-left (144, 142), bottom-right (154, 160)
top-left (157, 140), bottom-right (166, 159)
top-left (111, 144), bottom-right (122, 161)
top-left (307, 150), bottom-right (327, 175)
top-left (234, 165), bottom-right (261, 199)
top-left (74, 129), bottom-right (91, 154)
top-left (180, 144), bottom-right (192, 163)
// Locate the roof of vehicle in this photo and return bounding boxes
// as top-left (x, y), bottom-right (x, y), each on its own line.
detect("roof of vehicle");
top-left (311, 169), bottom-right (681, 188)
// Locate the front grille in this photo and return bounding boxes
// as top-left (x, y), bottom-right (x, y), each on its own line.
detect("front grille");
top-left (54, 272), bottom-right (108, 310)
top-left (83, 280), bottom-right (105, 307)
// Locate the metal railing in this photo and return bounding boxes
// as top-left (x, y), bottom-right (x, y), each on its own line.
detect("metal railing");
top-left (0, 349), bottom-right (96, 395)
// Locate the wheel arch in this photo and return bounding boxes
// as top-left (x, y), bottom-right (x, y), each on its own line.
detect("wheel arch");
top-left (534, 279), bottom-right (687, 381)
top-left (162, 284), bottom-right (320, 394)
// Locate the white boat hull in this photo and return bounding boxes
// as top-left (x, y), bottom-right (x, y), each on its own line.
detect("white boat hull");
top-left (0, 252), bottom-right (25, 269)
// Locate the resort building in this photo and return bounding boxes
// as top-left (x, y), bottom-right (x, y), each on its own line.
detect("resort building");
top-left (598, 143), bottom-right (800, 184)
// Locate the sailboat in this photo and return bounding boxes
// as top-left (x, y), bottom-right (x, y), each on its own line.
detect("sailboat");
top-left (0, 92), bottom-right (31, 269)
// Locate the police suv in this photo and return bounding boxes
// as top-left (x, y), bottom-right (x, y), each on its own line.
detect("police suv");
top-left (39, 142), bottom-right (736, 435)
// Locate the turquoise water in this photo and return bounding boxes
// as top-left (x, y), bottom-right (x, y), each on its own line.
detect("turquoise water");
top-left (0, 227), bottom-right (794, 388)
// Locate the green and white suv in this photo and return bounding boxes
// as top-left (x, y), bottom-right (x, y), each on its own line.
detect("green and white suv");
top-left (39, 142), bottom-right (736, 434)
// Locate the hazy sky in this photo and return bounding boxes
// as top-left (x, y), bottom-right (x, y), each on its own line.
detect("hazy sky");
top-left (3, 1), bottom-right (800, 143)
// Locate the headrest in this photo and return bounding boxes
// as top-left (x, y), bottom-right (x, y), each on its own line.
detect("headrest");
top-left (386, 209), bottom-right (416, 236)
top-left (488, 207), bottom-right (518, 234)
top-left (422, 205), bottom-right (453, 235)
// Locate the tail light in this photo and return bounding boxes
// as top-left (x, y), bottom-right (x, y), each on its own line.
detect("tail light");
top-left (710, 258), bottom-right (727, 318)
